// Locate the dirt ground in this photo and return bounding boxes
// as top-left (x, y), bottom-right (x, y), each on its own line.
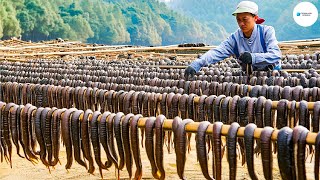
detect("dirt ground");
top-left (0, 136), bottom-right (315, 180)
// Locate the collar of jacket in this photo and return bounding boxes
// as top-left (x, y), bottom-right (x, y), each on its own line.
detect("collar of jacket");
top-left (239, 24), bottom-right (258, 41)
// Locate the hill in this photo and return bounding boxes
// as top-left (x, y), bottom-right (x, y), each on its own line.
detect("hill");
top-left (0, 0), bottom-right (229, 46)
top-left (164, 0), bottom-right (320, 41)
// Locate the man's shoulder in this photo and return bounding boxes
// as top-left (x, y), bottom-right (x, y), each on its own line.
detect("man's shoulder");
top-left (231, 28), bottom-right (242, 37)
top-left (258, 24), bottom-right (275, 31)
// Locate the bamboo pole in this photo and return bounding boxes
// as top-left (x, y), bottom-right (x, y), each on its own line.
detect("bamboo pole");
top-left (156, 93), bottom-right (315, 110)
top-left (64, 111), bottom-right (320, 145)
top-left (0, 57), bottom-right (27, 62)
top-left (30, 104), bottom-right (320, 146)
top-left (0, 46), bottom-right (215, 57)
top-left (144, 64), bottom-right (320, 73)
top-left (137, 118), bottom-right (317, 145)
top-left (147, 65), bottom-right (189, 69)
top-left (0, 39), bottom-right (319, 59)
top-left (282, 69), bottom-right (320, 73)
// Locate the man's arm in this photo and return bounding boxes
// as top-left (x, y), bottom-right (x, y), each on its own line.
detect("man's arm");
top-left (251, 26), bottom-right (282, 66)
top-left (189, 35), bottom-right (236, 72)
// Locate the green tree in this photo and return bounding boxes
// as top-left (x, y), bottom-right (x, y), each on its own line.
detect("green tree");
top-left (0, 0), bottom-right (229, 45)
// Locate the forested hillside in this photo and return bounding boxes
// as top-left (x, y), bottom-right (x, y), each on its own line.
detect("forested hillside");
top-left (0, 0), bottom-right (229, 46)
top-left (164, 0), bottom-right (320, 41)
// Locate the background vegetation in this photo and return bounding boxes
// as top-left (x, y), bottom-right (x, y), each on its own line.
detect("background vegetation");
top-left (0, 0), bottom-right (228, 45)
top-left (0, 0), bottom-right (318, 45)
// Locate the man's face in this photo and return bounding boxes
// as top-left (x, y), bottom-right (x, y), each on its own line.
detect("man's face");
top-left (236, 13), bottom-right (257, 35)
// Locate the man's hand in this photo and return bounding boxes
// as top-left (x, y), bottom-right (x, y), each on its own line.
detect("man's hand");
top-left (184, 66), bottom-right (196, 80)
top-left (239, 52), bottom-right (252, 64)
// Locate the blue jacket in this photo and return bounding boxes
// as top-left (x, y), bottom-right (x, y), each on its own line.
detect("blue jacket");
top-left (190, 24), bottom-right (282, 71)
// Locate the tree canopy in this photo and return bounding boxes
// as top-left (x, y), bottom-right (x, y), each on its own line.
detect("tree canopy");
top-left (0, 0), bottom-right (229, 46)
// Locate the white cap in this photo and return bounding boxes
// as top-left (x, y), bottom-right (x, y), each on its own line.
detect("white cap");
top-left (232, 1), bottom-right (258, 16)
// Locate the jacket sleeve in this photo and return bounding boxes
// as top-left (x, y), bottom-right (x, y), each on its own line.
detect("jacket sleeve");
top-left (189, 35), bottom-right (236, 72)
top-left (251, 26), bottom-right (282, 65)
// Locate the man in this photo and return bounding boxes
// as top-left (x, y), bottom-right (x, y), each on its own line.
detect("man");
top-left (184, 1), bottom-right (282, 79)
